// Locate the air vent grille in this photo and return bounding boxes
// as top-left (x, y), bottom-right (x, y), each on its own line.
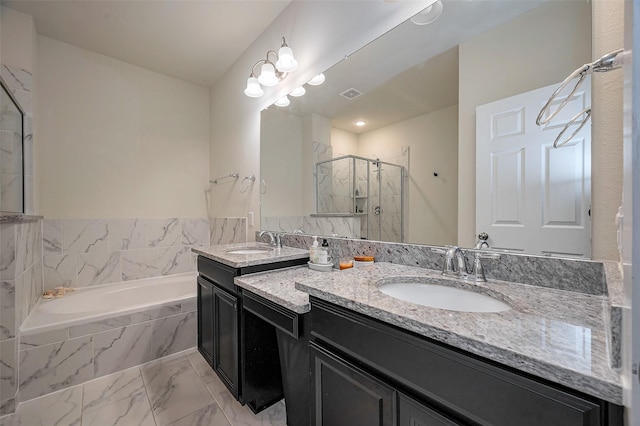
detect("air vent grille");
top-left (340, 88), bottom-right (363, 100)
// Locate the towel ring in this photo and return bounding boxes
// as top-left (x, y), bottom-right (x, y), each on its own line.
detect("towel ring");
top-left (240, 175), bottom-right (255, 193)
top-left (553, 108), bottom-right (591, 148)
top-left (536, 49), bottom-right (624, 127)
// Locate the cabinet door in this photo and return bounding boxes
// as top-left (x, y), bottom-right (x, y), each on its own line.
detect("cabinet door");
top-left (213, 286), bottom-right (240, 399)
top-left (197, 277), bottom-right (214, 366)
top-left (399, 393), bottom-right (460, 426)
top-left (311, 343), bottom-right (396, 426)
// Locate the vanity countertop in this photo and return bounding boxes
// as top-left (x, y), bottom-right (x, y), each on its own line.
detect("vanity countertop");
top-left (234, 266), bottom-right (326, 313)
top-left (278, 262), bottom-right (621, 405)
top-left (192, 243), bottom-right (309, 268)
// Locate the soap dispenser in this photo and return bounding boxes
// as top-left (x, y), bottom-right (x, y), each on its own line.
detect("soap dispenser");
top-left (310, 236), bottom-right (319, 264)
top-left (318, 238), bottom-right (330, 264)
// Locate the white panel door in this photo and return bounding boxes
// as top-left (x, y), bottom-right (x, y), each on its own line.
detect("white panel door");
top-left (476, 79), bottom-right (591, 257)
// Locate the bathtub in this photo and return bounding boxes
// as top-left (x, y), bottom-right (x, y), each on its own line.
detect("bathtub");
top-left (21, 272), bottom-right (198, 335)
top-left (17, 272), bottom-right (199, 402)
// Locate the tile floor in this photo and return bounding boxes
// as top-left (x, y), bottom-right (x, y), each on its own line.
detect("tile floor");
top-left (0, 348), bottom-right (287, 426)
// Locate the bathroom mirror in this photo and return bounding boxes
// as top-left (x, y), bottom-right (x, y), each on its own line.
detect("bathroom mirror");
top-left (260, 0), bottom-right (593, 257)
top-left (0, 75), bottom-right (25, 213)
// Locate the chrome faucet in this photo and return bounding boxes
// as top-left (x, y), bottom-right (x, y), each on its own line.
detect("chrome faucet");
top-left (258, 230), bottom-right (282, 248)
top-left (442, 246), bottom-right (468, 278)
top-left (432, 246), bottom-right (501, 282)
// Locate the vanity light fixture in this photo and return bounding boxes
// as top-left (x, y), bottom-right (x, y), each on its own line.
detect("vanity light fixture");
top-left (290, 86), bottom-right (306, 97)
top-left (274, 96), bottom-right (290, 107)
top-left (307, 73), bottom-right (326, 86)
top-left (244, 36), bottom-right (298, 98)
top-left (410, 0), bottom-right (443, 25)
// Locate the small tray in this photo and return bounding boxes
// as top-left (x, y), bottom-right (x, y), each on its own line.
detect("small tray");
top-left (308, 261), bottom-right (333, 272)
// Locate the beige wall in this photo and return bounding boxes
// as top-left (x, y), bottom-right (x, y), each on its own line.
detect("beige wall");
top-left (209, 1), bottom-right (429, 241)
top-left (260, 108), bottom-right (304, 217)
top-left (358, 105), bottom-right (458, 245)
top-left (457, 1), bottom-right (592, 248)
top-left (0, 6), bottom-right (36, 71)
top-left (37, 36), bottom-right (210, 218)
top-left (591, 0), bottom-right (625, 260)
top-left (331, 127), bottom-right (359, 157)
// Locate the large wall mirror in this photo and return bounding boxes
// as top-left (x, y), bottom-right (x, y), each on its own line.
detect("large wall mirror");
top-left (261, 0), bottom-right (593, 258)
top-left (0, 75), bottom-right (25, 214)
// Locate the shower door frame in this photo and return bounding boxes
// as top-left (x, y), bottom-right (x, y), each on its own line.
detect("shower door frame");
top-left (315, 154), bottom-right (405, 242)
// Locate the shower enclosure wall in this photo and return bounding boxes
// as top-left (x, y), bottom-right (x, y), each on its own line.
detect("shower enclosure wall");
top-left (316, 155), bottom-right (404, 242)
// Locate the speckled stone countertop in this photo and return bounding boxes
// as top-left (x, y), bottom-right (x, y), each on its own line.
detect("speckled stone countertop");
top-left (192, 242), bottom-right (309, 268)
top-left (235, 266), bottom-right (328, 313)
top-left (0, 213), bottom-right (42, 223)
top-left (290, 262), bottom-right (622, 405)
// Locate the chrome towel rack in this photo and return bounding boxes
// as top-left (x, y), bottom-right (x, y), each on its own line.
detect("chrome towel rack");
top-left (240, 175), bottom-right (256, 193)
top-left (536, 48), bottom-right (631, 148)
top-left (210, 173), bottom-right (239, 185)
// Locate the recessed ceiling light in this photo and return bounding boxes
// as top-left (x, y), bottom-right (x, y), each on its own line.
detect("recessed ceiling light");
top-left (355, 120), bottom-right (367, 127)
top-left (410, 0), bottom-right (443, 25)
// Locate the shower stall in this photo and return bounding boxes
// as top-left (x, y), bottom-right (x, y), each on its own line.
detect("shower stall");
top-left (316, 155), bottom-right (404, 242)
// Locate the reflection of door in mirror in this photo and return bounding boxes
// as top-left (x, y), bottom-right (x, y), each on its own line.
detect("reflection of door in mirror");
top-left (476, 78), bottom-right (591, 258)
top-left (0, 77), bottom-right (24, 213)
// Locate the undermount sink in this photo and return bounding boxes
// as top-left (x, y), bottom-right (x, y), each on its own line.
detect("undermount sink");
top-left (225, 246), bottom-right (273, 255)
top-left (377, 277), bottom-right (511, 313)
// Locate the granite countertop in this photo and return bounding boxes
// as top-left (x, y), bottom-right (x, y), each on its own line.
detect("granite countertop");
top-left (192, 242), bottom-right (309, 268)
top-left (285, 262), bottom-right (623, 405)
top-left (235, 266), bottom-right (328, 313)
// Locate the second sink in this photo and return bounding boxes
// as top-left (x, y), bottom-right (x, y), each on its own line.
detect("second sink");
top-left (377, 277), bottom-right (511, 313)
top-left (225, 246), bottom-right (273, 255)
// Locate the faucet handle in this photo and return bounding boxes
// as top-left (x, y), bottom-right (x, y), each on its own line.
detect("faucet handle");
top-left (469, 252), bottom-right (500, 282)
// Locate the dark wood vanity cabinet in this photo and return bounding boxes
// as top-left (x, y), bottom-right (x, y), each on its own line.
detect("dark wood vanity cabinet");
top-left (196, 255), bottom-right (307, 412)
top-left (309, 297), bottom-right (623, 426)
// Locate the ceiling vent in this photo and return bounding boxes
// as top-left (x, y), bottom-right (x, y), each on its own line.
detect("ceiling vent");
top-left (340, 88), bottom-right (363, 100)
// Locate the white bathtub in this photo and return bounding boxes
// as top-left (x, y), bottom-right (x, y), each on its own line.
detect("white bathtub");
top-left (21, 272), bottom-right (197, 335)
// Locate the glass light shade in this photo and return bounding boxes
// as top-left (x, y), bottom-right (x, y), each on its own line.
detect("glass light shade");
top-left (290, 86), bottom-right (306, 97)
top-left (410, 0), bottom-right (443, 25)
top-left (244, 76), bottom-right (264, 97)
top-left (307, 73), bottom-right (326, 86)
top-left (274, 96), bottom-right (290, 107)
top-left (258, 62), bottom-right (279, 86)
top-left (276, 46), bottom-right (298, 72)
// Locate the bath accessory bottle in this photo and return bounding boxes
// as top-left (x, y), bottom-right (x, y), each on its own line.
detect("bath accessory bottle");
top-left (310, 236), bottom-right (319, 263)
top-left (318, 239), bottom-right (330, 264)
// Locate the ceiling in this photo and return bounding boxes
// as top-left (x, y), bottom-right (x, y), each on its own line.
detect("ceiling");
top-left (3, 0), bottom-right (291, 87)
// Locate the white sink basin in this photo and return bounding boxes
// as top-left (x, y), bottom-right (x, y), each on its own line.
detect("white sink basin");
top-left (377, 278), bottom-right (510, 313)
top-left (225, 247), bottom-right (272, 255)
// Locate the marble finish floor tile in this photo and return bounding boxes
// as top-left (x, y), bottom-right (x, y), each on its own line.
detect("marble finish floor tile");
top-left (140, 355), bottom-right (216, 426)
top-left (82, 391), bottom-right (155, 426)
top-left (0, 349), bottom-right (288, 426)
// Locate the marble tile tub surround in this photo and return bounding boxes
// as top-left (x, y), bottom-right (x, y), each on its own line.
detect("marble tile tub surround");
top-left (16, 299), bottom-right (196, 402)
top-left (0, 218), bottom-right (42, 415)
top-left (1, 65), bottom-right (34, 215)
top-left (42, 217), bottom-right (210, 288)
top-left (294, 262), bottom-right (622, 404)
top-left (264, 233), bottom-right (609, 295)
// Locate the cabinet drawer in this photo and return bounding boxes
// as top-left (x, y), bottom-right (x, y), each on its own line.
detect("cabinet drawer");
top-left (310, 298), bottom-right (603, 426)
top-left (242, 290), bottom-right (300, 338)
top-left (198, 256), bottom-right (237, 294)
